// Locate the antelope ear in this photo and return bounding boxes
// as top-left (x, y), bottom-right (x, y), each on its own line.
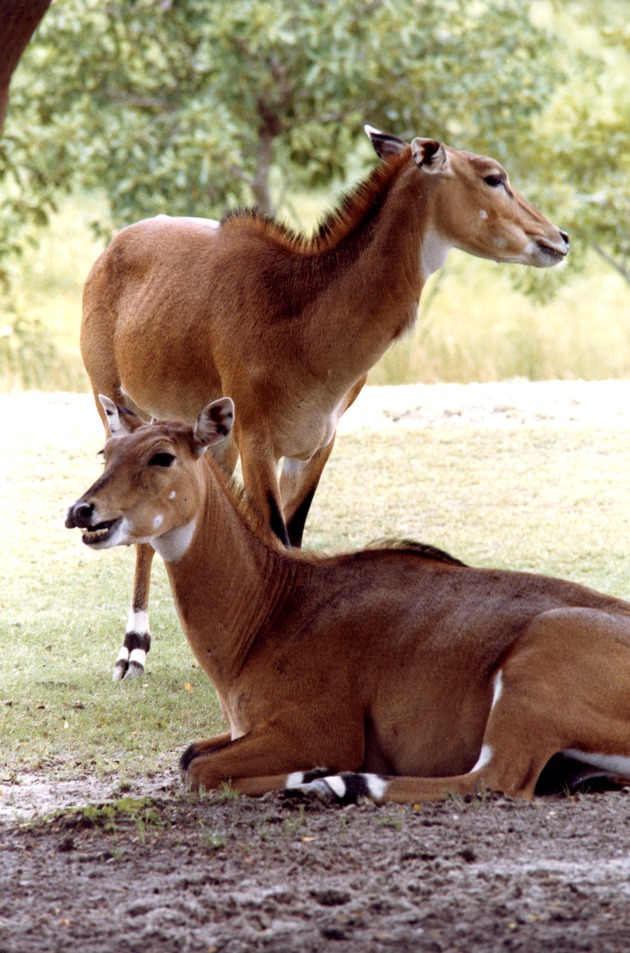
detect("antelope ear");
top-left (194, 397), bottom-right (235, 455)
top-left (99, 395), bottom-right (143, 437)
top-left (365, 124), bottom-right (407, 159)
top-left (411, 138), bottom-right (450, 174)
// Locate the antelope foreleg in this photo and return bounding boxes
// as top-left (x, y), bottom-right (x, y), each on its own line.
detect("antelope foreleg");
top-left (114, 543), bottom-right (154, 681)
top-left (180, 730), bottom-right (342, 797)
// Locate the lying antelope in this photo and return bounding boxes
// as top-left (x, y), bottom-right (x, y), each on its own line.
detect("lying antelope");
top-left (66, 400), bottom-right (630, 803)
top-left (81, 125), bottom-right (569, 680)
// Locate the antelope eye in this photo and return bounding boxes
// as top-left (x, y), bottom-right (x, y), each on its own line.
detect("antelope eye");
top-left (484, 174), bottom-right (503, 188)
top-left (149, 452), bottom-right (176, 467)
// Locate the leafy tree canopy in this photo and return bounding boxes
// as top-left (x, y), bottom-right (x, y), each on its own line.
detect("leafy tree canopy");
top-left (1, 1), bottom-right (562, 242)
top-left (1, 0), bottom-right (628, 298)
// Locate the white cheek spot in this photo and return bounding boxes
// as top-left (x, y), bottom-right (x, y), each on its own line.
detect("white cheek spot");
top-left (479, 209), bottom-right (488, 220)
top-left (153, 514), bottom-right (164, 530)
top-left (168, 491), bottom-right (176, 500)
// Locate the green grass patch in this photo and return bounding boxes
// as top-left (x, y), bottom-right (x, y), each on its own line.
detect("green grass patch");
top-left (1, 391), bottom-right (629, 788)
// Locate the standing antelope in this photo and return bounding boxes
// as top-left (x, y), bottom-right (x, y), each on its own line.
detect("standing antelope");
top-left (81, 125), bottom-right (569, 679)
top-left (66, 400), bottom-right (630, 803)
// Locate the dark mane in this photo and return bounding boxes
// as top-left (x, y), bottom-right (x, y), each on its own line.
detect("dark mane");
top-left (363, 539), bottom-right (467, 566)
top-left (220, 149), bottom-right (411, 256)
top-left (205, 459), bottom-right (465, 568)
top-left (207, 455), bottom-right (289, 554)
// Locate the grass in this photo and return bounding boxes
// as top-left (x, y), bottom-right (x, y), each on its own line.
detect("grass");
top-left (2, 192), bottom-right (630, 392)
top-left (371, 256), bottom-right (630, 385)
top-left (1, 389), bottom-right (629, 787)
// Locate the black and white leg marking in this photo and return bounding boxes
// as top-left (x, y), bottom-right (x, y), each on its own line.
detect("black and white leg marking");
top-left (285, 769), bottom-right (389, 805)
top-left (113, 609), bottom-right (151, 681)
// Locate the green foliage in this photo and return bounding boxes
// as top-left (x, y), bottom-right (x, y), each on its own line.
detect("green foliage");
top-left (516, 3), bottom-right (630, 288)
top-left (2, 1), bottom-right (563, 238)
top-left (0, 311), bottom-right (58, 388)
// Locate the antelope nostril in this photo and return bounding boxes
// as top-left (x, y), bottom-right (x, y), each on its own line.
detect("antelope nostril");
top-left (560, 230), bottom-right (569, 245)
top-left (66, 501), bottom-right (94, 529)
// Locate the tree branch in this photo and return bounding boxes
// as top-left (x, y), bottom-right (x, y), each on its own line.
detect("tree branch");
top-left (0, 0), bottom-right (52, 130)
top-left (591, 243), bottom-right (630, 287)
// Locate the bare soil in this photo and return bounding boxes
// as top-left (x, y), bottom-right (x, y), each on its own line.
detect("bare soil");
top-left (2, 381), bottom-right (630, 952)
top-left (2, 779), bottom-right (629, 952)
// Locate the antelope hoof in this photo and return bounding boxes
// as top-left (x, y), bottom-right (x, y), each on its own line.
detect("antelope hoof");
top-left (112, 657), bottom-right (145, 681)
top-left (124, 660), bottom-right (145, 679)
top-left (285, 771), bottom-right (386, 806)
top-left (112, 659), bottom-right (128, 681)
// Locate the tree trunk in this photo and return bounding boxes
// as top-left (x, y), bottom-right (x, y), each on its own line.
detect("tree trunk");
top-left (0, 0), bottom-right (51, 130)
top-left (251, 130), bottom-right (275, 216)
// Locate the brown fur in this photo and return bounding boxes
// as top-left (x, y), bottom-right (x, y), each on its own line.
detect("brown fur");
top-left (66, 406), bottom-right (630, 804)
top-left (80, 129), bottom-right (569, 678)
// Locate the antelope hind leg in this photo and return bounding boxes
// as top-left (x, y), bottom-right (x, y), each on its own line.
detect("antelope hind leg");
top-left (280, 376), bottom-right (368, 548)
top-left (280, 439), bottom-right (337, 549)
top-left (289, 608), bottom-right (630, 806)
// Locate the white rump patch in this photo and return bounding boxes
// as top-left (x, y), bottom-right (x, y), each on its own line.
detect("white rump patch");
top-left (563, 750), bottom-right (630, 780)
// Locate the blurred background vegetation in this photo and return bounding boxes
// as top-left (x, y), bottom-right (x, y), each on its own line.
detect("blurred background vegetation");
top-left (1, 0), bottom-right (629, 391)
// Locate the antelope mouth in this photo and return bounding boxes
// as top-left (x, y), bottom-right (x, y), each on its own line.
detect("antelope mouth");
top-left (81, 518), bottom-right (122, 547)
top-left (534, 239), bottom-right (568, 264)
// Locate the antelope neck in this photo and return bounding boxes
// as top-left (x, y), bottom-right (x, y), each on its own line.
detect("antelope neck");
top-left (162, 470), bottom-right (294, 684)
top-left (303, 176), bottom-right (430, 386)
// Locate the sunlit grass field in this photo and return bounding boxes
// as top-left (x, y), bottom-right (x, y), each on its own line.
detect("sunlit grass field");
top-left (2, 191), bottom-right (630, 393)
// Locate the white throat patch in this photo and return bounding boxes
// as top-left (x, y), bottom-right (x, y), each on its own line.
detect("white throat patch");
top-left (420, 226), bottom-right (452, 279)
top-left (152, 518), bottom-right (197, 563)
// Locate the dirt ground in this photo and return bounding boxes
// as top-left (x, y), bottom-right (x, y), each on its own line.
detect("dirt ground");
top-left (2, 381), bottom-right (630, 952)
top-left (1, 775), bottom-right (629, 953)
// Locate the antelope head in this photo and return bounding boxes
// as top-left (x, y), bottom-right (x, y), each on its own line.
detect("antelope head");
top-left (65, 396), bottom-right (235, 560)
top-left (366, 125), bottom-right (569, 271)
